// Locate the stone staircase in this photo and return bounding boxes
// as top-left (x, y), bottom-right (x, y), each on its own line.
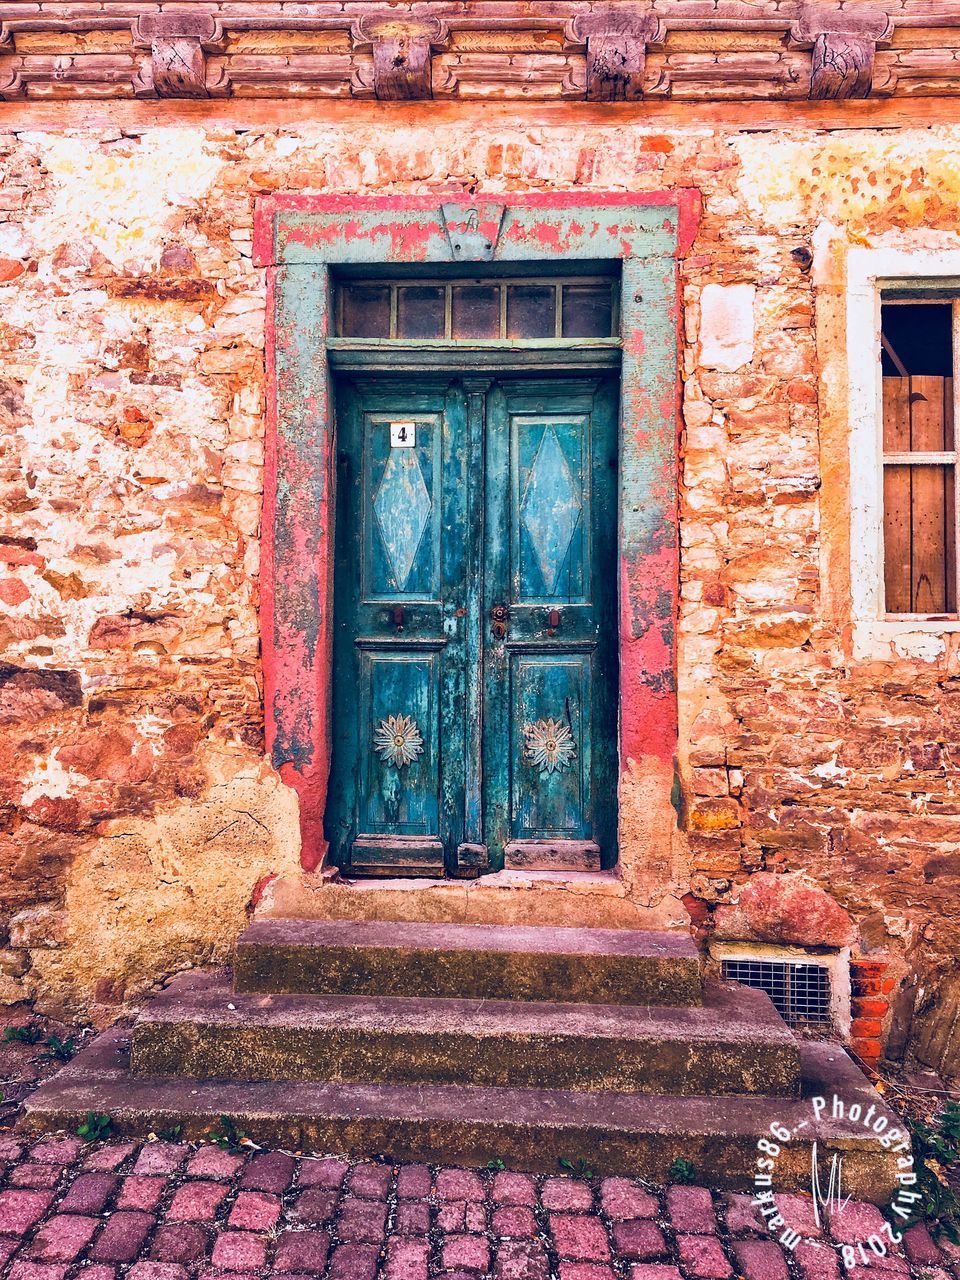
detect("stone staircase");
top-left (23, 920), bottom-right (901, 1198)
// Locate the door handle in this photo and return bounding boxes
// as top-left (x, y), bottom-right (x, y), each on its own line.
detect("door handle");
top-left (392, 605), bottom-right (405, 633)
top-left (491, 604), bottom-right (509, 640)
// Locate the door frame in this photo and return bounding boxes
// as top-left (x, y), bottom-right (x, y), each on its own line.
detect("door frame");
top-left (254, 192), bottom-right (699, 872)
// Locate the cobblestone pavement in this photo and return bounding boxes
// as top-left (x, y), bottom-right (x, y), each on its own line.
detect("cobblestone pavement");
top-left (0, 1134), bottom-right (952, 1280)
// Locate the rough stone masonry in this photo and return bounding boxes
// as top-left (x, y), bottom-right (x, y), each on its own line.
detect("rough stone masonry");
top-left (2, 4), bottom-right (960, 1081)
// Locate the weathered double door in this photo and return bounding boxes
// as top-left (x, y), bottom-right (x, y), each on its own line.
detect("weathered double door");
top-left (328, 375), bottom-right (619, 876)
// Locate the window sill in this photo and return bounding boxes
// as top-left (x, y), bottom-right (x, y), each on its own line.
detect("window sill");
top-left (853, 618), bottom-right (959, 662)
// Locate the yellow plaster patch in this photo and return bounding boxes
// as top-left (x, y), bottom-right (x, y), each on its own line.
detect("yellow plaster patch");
top-left (733, 129), bottom-right (960, 232)
top-left (27, 131), bottom-right (223, 268)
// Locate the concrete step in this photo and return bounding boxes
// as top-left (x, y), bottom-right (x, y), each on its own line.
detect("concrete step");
top-left (234, 918), bottom-right (702, 1006)
top-left (131, 972), bottom-right (800, 1096)
top-left (21, 1030), bottom-right (902, 1201)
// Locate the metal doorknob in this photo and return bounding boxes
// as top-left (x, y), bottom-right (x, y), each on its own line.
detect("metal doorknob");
top-left (491, 604), bottom-right (508, 639)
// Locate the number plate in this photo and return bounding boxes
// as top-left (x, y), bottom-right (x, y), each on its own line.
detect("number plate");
top-left (390, 421), bottom-right (416, 448)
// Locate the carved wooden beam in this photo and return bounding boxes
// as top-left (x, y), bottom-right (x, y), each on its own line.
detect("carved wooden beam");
top-left (568, 5), bottom-right (664, 102)
top-left (132, 13), bottom-right (225, 99)
top-left (789, 3), bottom-right (893, 100)
top-left (353, 15), bottom-right (447, 100)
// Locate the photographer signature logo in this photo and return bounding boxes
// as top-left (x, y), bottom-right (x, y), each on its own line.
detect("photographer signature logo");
top-left (809, 1141), bottom-right (852, 1227)
top-left (751, 1093), bottom-right (919, 1267)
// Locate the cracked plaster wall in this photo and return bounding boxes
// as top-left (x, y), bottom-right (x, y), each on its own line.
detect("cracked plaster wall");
top-left (0, 117), bottom-right (959, 1072)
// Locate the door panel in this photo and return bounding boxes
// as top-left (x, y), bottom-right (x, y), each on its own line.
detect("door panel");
top-left (328, 373), bottom-right (618, 876)
top-left (328, 380), bottom-right (467, 876)
top-left (484, 379), bottom-right (619, 871)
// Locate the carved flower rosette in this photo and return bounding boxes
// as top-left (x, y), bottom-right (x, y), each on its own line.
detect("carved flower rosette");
top-left (524, 717), bottom-right (577, 775)
top-left (374, 714), bottom-right (424, 768)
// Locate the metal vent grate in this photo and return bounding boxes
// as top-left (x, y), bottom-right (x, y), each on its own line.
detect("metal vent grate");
top-left (721, 958), bottom-right (831, 1027)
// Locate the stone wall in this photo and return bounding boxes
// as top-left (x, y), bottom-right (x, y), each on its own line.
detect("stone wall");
top-left (1, 111), bottom-right (959, 1073)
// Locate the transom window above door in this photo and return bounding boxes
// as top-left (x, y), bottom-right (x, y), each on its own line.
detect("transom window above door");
top-left (335, 276), bottom-right (619, 341)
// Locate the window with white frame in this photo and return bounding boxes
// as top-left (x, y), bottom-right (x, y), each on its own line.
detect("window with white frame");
top-left (880, 297), bottom-right (958, 618)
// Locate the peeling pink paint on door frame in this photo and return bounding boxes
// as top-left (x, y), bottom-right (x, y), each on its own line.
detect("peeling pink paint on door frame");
top-left (257, 191), bottom-right (698, 872)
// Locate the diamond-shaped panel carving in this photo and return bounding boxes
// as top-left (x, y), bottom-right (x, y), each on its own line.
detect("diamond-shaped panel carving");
top-left (520, 426), bottom-right (581, 593)
top-left (373, 450), bottom-right (431, 590)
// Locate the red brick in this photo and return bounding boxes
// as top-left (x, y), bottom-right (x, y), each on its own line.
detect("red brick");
top-left (128, 1264), bottom-right (190, 1280)
top-left (850, 998), bottom-right (888, 1018)
top-left (493, 1172), bottom-right (537, 1205)
top-left (851, 1017), bottom-right (883, 1037)
top-left (9, 1166), bottom-right (61, 1190)
top-left (723, 1194), bottom-right (765, 1236)
top-left (83, 1144), bottom-right (137, 1172)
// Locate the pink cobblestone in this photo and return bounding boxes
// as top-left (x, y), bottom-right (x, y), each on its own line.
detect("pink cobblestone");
top-left (600, 1178), bottom-right (658, 1221)
top-left (795, 1242), bottom-right (842, 1280)
top-left (437, 1169), bottom-right (486, 1202)
top-left (0, 1191), bottom-right (55, 1235)
top-left (676, 1235), bottom-right (733, 1279)
top-left (116, 1177), bottom-right (165, 1212)
top-left (385, 1236), bottom-right (430, 1280)
top-left (210, 1230), bottom-right (267, 1271)
top-left (494, 1238), bottom-right (550, 1280)
top-left (493, 1205), bottom-right (538, 1237)
top-left (442, 1233), bottom-right (492, 1271)
top-left (493, 1172), bottom-right (538, 1205)
top-left (10, 1166), bottom-right (63, 1190)
top-left (668, 1187), bottom-right (717, 1234)
top-left (396, 1164), bottom-right (432, 1198)
top-left (550, 1214), bottom-right (611, 1261)
top-left (732, 1238), bottom-right (791, 1280)
top-left (239, 1152), bottom-right (295, 1194)
top-left (26, 1213), bottom-right (99, 1262)
top-left (0, 1137), bottom-right (948, 1280)
top-left (185, 1148), bottom-right (244, 1180)
top-left (227, 1190), bottom-right (281, 1230)
top-left (543, 1178), bottom-right (594, 1211)
top-left (132, 1145), bottom-right (187, 1176)
top-left (612, 1220), bottom-right (669, 1260)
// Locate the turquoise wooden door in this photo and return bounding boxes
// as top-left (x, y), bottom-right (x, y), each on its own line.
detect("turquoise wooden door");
top-left (328, 375), bottom-right (618, 875)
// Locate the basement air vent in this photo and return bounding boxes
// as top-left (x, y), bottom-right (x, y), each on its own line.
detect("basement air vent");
top-left (721, 957), bottom-right (832, 1028)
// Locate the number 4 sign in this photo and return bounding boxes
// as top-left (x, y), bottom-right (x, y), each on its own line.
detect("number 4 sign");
top-left (390, 421), bottom-right (416, 448)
